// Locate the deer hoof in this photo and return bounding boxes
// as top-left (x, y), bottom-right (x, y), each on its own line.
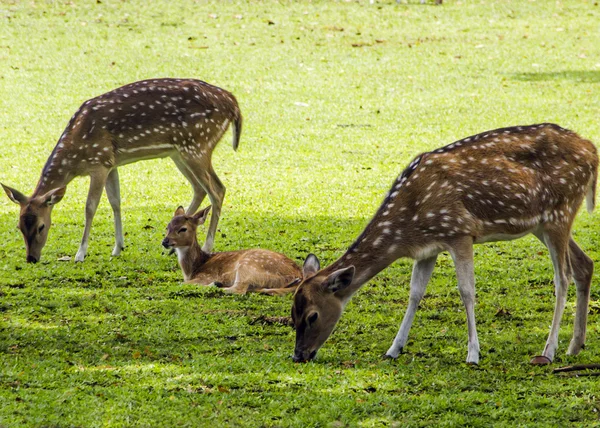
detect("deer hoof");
top-left (530, 355), bottom-right (552, 365)
top-left (383, 350), bottom-right (402, 360)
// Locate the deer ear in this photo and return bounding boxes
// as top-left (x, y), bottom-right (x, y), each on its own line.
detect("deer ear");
top-left (192, 205), bottom-right (212, 225)
top-left (303, 254), bottom-right (320, 277)
top-left (2, 183), bottom-right (28, 205)
top-left (41, 187), bottom-right (66, 206)
top-left (322, 266), bottom-right (355, 294)
top-left (175, 206), bottom-right (186, 216)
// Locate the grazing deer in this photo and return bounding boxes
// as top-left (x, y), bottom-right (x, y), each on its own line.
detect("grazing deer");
top-left (162, 206), bottom-right (302, 295)
top-left (291, 123), bottom-right (597, 365)
top-left (2, 78), bottom-right (242, 263)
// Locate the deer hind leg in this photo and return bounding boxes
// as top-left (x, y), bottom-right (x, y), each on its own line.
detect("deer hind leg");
top-left (171, 155), bottom-right (207, 215)
top-left (532, 227), bottom-right (571, 364)
top-left (385, 255), bottom-right (437, 359)
top-left (448, 239), bottom-right (480, 365)
top-left (179, 155), bottom-right (225, 253)
top-left (75, 169), bottom-right (109, 262)
top-left (566, 238), bottom-right (593, 356)
top-left (105, 168), bottom-right (124, 257)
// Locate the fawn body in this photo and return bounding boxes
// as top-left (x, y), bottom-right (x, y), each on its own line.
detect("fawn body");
top-left (163, 206), bottom-right (302, 295)
top-left (2, 78), bottom-right (241, 262)
top-left (291, 123), bottom-right (597, 365)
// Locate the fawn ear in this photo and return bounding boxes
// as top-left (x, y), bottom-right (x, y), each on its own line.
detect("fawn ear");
top-left (2, 183), bottom-right (28, 205)
top-left (40, 187), bottom-right (66, 206)
top-left (175, 206), bottom-right (186, 216)
top-left (322, 266), bottom-right (355, 294)
top-left (303, 254), bottom-right (320, 277)
top-left (192, 205), bottom-right (212, 225)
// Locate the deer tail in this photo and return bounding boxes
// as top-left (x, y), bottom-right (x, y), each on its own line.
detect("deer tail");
top-left (586, 165), bottom-right (597, 214)
top-left (231, 107), bottom-right (242, 151)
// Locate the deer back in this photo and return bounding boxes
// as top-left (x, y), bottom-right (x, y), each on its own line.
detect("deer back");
top-left (36, 78), bottom-right (241, 192)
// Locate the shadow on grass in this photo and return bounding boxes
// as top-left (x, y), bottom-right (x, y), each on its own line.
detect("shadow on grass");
top-left (0, 209), bottom-right (371, 270)
top-left (510, 70), bottom-right (600, 83)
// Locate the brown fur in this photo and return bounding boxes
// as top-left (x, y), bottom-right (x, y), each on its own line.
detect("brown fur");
top-left (2, 78), bottom-right (242, 262)
top-left (292, 123), bottom-right (597, 364)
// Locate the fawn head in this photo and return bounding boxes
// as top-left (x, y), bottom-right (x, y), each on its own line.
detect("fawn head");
top-left (2, 183), bottom-right (65, 263)
top-left (162, 205), bottom-right (211, 250)
top-left (291, 254), bottom-right (355, 362)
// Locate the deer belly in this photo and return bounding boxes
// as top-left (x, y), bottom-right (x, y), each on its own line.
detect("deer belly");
top-left (114, 143), bottom-right (176, 165)
top-left (474, 228), bottom-right (536, 244)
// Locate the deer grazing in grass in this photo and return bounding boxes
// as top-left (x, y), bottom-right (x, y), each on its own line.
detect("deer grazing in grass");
top-left (162, 206), bottom-right (302, 295)
top-left (2, 78), bottom-right (241, 263)
top-left (292, 123), bottom-right (597, 365)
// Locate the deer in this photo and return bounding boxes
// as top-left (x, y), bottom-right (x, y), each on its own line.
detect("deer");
top-left (162, 205), bottom-right (302, 295)
top-left (291, 123), bottom-right (597, 366)
top-left (2, 78), bottom-right (242, 263)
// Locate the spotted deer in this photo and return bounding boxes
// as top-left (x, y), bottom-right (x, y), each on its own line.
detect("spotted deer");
top-left (2, 78), bottom-right (242, 263)
top-left (162, 206), bottom-right (302, 295)
top-left (291, 123), bottom-right (597, 365)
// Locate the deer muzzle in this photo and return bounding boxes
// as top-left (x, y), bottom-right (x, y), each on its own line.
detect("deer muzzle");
top-left (161, 238), bottom-right (172, 249)
top-left (292, 349), bottom-right (317, 363)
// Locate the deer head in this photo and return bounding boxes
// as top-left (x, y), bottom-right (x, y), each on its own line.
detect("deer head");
top-left (162, 205), bottom-right (212, 250)
top-left (2, 183), bottom-right (65, 263)
top-left (291, 254), bottom-right (356, 362)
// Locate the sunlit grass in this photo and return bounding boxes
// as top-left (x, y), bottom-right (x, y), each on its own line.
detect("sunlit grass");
top-left (1, 0), bottom-right (600, 426)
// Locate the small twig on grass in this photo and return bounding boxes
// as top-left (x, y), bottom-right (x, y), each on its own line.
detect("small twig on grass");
top-left (553, 364), bottom-right (600, 377)
top-left (553, 364), bottom-right (600, 373)
top-left (556, 372), bottom-right (600, 378)
top-left (249, 315), bottom-right (292, 327)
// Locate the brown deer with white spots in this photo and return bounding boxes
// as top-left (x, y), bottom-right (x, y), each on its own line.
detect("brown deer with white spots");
top-left (162, 206), bottom-right (302, 295)
top-left (291, 123), bottom-right (597, 365)
top-left (2, 78), bottom-right (242, 263)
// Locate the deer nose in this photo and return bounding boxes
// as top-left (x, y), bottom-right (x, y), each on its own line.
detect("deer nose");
top-left (27, 255), bottom-right (38, 264)
top-left (161, 238), bottom-right (171, 249)
top-left (292, 349), bottom-right (317, 363)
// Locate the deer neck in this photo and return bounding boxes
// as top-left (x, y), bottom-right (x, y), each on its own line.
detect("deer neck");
top-left (323, 219), bottom-right (413, 304)
top-left (175, 239), bottom-right (211, 281)
top-left (33, 141), bottom-right (77, 196)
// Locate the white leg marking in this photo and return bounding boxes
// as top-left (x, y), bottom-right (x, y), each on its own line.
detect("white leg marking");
top-left (105, 168), bottom-right (124, 257)
top-left (386, 255), bottom-right (438, 358)
top-left (449, 243), bottom-right (480, 364)
top-left (75, 170), bottom-right (108, 262)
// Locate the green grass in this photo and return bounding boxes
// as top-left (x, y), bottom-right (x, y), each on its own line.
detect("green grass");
top-left (1, 0), bottom-right (600, 426)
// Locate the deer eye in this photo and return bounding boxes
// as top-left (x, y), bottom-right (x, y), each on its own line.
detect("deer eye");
top-left (38, 224), bottom-right (45, 233)
top-left (178, 227), bottom-right (187, 233)
top-left (307, 312), bottom-right (318, 326)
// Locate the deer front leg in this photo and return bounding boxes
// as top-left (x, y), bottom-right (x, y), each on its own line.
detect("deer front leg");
top-left (75, 170), bottom-right (108, 262)
top-left (105, 168), bottom-right (124, 257)
top-left (449, 240), bottom-right (480, 365)
top-left (386, 255), bottom-right (437, 359)
top-left (220, 271), bottom-right (250, 294)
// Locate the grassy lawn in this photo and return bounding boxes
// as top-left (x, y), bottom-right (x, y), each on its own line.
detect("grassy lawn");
top-left (1, 0), bottom-right (600, 426)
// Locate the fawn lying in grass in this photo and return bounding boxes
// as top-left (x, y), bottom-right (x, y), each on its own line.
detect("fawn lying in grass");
top-left (162, 206), bottom-right (302, 295)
